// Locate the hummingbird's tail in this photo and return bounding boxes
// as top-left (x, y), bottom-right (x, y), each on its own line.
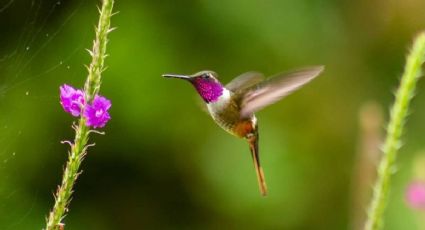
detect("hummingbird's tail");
top-left (247, 129), bottom-right (268, 196)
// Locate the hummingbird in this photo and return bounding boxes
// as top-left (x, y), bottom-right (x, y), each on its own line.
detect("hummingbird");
top-left (163, 66), bottom-right (323, 196)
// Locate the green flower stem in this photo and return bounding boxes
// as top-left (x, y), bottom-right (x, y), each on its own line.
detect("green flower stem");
top-left (45, 0), bottom-right (114, 229)
top-left (84, 0), bottom-right (115, 101)
top-left (365, 32), bottom-right (425, 230)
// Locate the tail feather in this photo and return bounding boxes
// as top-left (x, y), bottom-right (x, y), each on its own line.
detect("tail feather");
top-left (247, 130), bottom-right (268, 196)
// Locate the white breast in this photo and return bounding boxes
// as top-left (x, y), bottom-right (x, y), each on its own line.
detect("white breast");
top-left (207, 88), bottom-right (231, 114)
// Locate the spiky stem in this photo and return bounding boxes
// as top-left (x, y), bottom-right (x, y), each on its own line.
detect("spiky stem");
top-left (365, 32), bottom-right (425, 230)
top-left (45, 0), bottom-right (114, 229)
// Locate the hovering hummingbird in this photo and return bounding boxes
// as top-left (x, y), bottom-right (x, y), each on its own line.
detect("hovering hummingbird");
top-left (163, 66), bottom-right (323, 196)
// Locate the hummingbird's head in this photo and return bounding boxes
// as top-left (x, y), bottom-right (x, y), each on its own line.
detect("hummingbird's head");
top-left (162, 71), bottom-right (224, 103)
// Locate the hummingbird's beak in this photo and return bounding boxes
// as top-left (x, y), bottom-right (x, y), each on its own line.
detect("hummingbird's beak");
top-left (162, 74), bottom-right (192, 81)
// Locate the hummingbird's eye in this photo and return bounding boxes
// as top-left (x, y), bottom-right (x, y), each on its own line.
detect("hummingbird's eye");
top-left (203, 74), bottom-right (210, 79)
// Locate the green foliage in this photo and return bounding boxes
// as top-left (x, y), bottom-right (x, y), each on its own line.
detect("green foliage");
top-left (45, 1), bottom-right (115, 229)
top-left (366, 33), bottom-right (425, 230)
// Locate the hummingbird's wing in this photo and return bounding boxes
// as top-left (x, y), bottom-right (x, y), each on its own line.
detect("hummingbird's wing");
top-left (225, 71), bottom-right (265, 92)
top-left (240, 66), bottom-right (324, 118)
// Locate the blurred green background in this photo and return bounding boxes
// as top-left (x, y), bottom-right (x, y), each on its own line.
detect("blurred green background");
top-left (1, 0), bottom-right (425, 229)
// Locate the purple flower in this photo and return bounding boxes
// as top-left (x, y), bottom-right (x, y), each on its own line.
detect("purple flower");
top-left (406, 181), bottom-right (425, 210)
top-left (84, 95), bottom-right (111, 128)
top-left (60, 84), bottom-right (85, 117)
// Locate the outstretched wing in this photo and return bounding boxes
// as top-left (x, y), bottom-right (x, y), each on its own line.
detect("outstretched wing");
top-left (225, 71), bottom-right (265, 92)
top-left (240, 66), bottom-right (324, 118)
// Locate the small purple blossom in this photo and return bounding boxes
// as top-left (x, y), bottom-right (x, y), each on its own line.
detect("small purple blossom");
top-left (406, 181), bottom-right (425, 210)
top-left (60, 84), bottom-right (85, 117)
top-left (59, 84), bottom-right (111, 128)
top-left (84, 95), bottom-right (111, 128)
